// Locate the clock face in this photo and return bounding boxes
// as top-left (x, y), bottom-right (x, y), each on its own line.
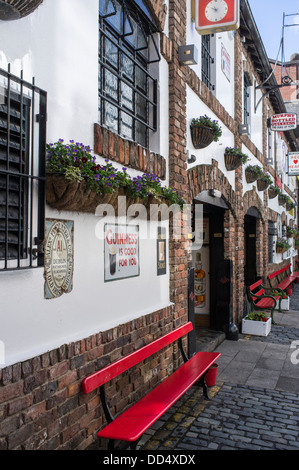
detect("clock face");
top-left (194, 0), bottom-right (239, 34)
top-left (205, 0), bottom-right (228, 23)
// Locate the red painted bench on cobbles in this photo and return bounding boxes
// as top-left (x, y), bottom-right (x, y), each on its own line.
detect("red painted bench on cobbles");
top-left (247, 279), bottom-right (279, 324)
top-left (268, 263), bottom-right (299, 294)
top-left (82, 322), bottom-right (220, 450)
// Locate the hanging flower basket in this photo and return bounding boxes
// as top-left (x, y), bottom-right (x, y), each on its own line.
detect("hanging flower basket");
top-left (190, 116), bottom-right (222, 150)
top-left (278, 195), bottom-right (287, 206)
top-left (244, 165), bottom-right (261, 183)
top-left (257, 178), bottom-right (270, 191)
top-left (190, 125), bottom-right (217, 149)
top-left (268, 186), bottom-right (279, 199)
top-left (257, 172), bottom-right (272, 192)
top-left (224, 152), bottom-right (243, 171)
top-left (224, 147), bottom-right (249, 171)
top-left (0, 0), bottom-right (43, 20)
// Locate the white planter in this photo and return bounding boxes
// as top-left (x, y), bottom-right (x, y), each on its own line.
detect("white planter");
top-left (275, 296), bottom-right (290, 311)
top-left (242, 317), bottom-right (272, 337)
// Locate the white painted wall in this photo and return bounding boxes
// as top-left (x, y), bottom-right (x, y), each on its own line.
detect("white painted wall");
top-left (0, 0), bottom-right (171, 367)
top-left (186, 87), bottom-right (235, 192)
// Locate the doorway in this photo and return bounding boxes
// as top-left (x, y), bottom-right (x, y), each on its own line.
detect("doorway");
top-left (191, 192), bottom-right (232, 332)
top-left (244, 212), bottom-right (259, 286)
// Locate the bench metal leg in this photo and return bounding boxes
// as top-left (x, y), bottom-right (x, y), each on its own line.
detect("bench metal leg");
top-left (199, 375), bottom-right (211, 400)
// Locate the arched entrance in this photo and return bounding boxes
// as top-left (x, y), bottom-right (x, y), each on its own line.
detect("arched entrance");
top-left (188, 163), bottom-right (238, 343)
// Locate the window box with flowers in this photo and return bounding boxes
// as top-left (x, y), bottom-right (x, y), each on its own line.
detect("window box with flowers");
top-left (242, 312), bottom-right (271, 337)
top-left (190, 115), bottom-right (222, 149)
top-left (245, 164), bottom-right (261, 184)
top-left (224, 147), bottom-right (250, 171)
top-left (46, 139), bottom-right (185, 214)
top-left (257, 172), bottom-right (272, 191)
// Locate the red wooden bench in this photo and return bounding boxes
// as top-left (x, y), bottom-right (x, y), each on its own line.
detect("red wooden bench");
top-left (82, 322), bottom-right (220, 450)
top-left (247, 279), bottom-right (279, 324)
top-left (268, 263), bottom-right (299, 293)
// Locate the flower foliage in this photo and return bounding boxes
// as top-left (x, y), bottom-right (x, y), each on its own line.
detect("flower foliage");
top-left (190, 115), bottom-right (222, 142)
top-left (245, 312), bottom-right (269, 322)
top-left (46, 139), bottom-right (185, 207)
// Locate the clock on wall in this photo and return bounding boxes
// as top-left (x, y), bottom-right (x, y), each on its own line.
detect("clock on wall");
top-left (192, 0), bottom-right (240, 35)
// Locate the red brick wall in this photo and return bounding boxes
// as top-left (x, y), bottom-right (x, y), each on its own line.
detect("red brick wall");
top-left (0, 307), bottom-right (175, 450)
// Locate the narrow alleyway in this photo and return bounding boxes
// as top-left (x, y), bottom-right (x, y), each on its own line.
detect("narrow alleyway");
top-left (139, 286), bottom-right (299, 451)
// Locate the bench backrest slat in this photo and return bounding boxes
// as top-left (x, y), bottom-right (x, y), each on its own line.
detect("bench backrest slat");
top-left (82, 322), bottom-right (193, 393)
top-left (268, 264), bottom-right (291, 280)
top-left (249, 279), bottom-right (262, 291)
top-left (253, 288), bottom-right (264, 298)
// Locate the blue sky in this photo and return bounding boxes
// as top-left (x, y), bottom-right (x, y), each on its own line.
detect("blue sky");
top-left (248, 0), bottom-right (299, 61)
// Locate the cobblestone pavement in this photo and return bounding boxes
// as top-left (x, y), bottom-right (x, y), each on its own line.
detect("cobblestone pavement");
top-left (139, 287), bottom-right (299, 451)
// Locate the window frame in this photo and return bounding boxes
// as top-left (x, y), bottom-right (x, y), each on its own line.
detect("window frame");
top-left (0, 66), bottom-right (46, 271)
top-left (98, 0), bottom-right (159, 149)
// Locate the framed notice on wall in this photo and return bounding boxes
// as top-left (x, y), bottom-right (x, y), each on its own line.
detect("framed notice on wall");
top-left (157, 227), bottom-right (166, 276)
top-left (104, 224), bottom-right (139, 282)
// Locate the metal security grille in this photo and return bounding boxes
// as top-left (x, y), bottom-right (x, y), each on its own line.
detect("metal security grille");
top-left (0, 65), bottom-right (46, 271)
top-left (99, 0), bottom-right (159, 148)
top-left (201, 35), bottom-right (214, 91)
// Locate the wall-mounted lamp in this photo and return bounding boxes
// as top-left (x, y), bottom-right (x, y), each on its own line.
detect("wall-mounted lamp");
top-left (178, 45), bottom-right (198, 66)
top-left (238, 123), bottom-right (249, 136)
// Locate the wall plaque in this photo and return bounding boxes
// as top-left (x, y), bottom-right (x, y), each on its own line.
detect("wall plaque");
top-left (44, 219), bottom-right (74, 299)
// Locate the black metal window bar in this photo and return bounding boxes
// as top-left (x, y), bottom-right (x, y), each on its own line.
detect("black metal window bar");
top-left (99, 0), bottom-right (160, 149)
top-left (0, 65), bottom-right (47, 271)
top-left (201, 35), bottom-right (215, 91)
top-left (243, 73), bottom-right (250, 125)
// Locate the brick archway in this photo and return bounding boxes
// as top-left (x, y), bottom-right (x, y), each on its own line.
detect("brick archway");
top-left (243, 188), bottom-right (265, 221)
top-left (187, 162), bottom-right (238, 216)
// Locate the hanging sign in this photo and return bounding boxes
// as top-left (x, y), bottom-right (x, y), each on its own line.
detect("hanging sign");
top-left (192, 0), bottom-right (240, 35)
top-left (270, 113), bottom-right (297, 131)
top-left (288, 152), bottom-right (299, 176)
top-left (104, 224), bottom-right (139, 281)
top-left (221, 43), bottom-right (231, 82)
top-left (44, 219), bottom-right (74, 299)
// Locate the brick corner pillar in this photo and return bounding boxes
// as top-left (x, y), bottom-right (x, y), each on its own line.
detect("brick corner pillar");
top-left (168, 0), bottom-right (190, 329)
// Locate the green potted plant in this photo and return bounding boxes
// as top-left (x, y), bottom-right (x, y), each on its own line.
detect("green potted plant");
top-left (190, 115), bottom-right (222, 149)
top-left (224, 147), bottom-right (250, 171)
top-left (245, 164), bottom-right (262, 183)
top-left (257, 172), bottom-right (272, 191)
top-left (242, 311), bottom-right (271, 336)
top-left (268, 185), bottom-right (281, 199)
